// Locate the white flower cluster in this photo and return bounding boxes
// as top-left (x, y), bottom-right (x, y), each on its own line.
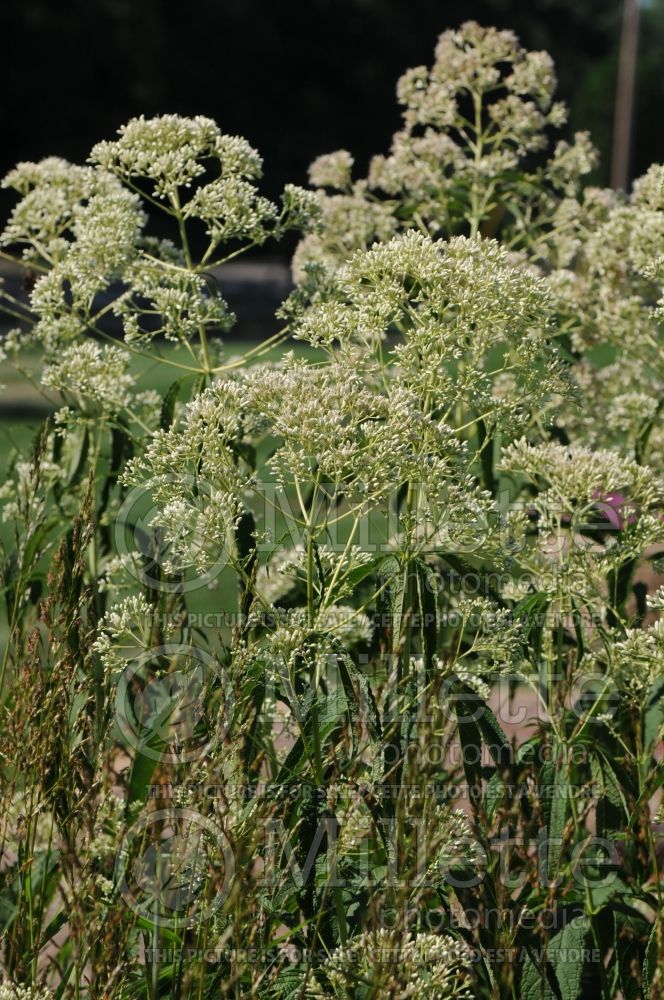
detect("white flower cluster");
top-left (255, 545), bottom-right (306, 604)
top-left (183, 175), bottom-right (277, 245)
top-left (0, 790), bottom-right (54, 861)
top-left (426, 806), bottom-right (484, 876)
top-left (500, 440), bottom-right (664, 598)
top-left (256, 544), bottom-right (375, 606)
top-left (121, 233), bottom-right (553, 582)
top-left (648, 586), bottom-right (664, 612)
top-left (309, 150), bottom-right (355, 191)
top-left (156, 490), bottom-right (242, 576)
top-left (297, 22), bottom-right (594, 271)
top-left (92, 594), bottom-right (156, 676)
top-left (452, 596), bottom-right (525, 666)
top-left (121, 380), bottom-right (251, 578)
top-left (246, 357), bottom-right (460, 512)
top-left (0, 422), bottom-right (96, 528)
top-left (42, 341), bottom-right (134, 414)
top-left (1, 157), bottom-right (129, 265)
top-left (292, 231), bottom-right (565, 433)
top-left (280, 183), bottom-right (323, 233)
top-left (613, 619), bottom-right (664, 704)
top-left (0, 985), bottom-right (53, 1000)
top-left (257, 603), bottom-right (373, 655)
top-left (2, 115), bottom-right (318, 366)
top-left (556, 358), bottom-right (662, 458)
top-left (91, 116), bottom-right (261, 198)
top-left (500, 439), bottom-right (664, 512)
top-left (308, 928), bottom-right (473, 999)
top-left (87, 789), bottom-right (126, 863)
top-left (4, 167), bottom-right (145, 352)
top-left (334, 793), bottom-right (375, 854)
top-left (91, 114), bottom-right (318, 246)
top-left (316, 604), bottom-right (373, 647)
top-left (543, 170), bottom-right (664, 358)
top-left (292, 182), bottom-right (397, 281)
top-left (116, 257), bottom-right (234, 345)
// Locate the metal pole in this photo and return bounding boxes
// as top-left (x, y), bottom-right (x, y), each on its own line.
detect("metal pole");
top-left (611, 0), bottom-right (641, 190)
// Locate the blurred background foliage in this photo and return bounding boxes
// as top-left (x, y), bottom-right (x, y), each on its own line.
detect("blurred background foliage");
top-left (1, 0), bottom-right (663, 244)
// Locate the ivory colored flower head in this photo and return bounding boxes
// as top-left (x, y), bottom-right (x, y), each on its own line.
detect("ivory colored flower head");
top-left (309, 928), bottom-right (474, 998)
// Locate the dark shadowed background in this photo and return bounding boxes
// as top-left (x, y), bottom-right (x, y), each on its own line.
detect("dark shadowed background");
top-left (1, 0), bottom-right (663, 250)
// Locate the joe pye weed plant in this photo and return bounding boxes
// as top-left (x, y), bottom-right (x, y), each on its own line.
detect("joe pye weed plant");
top-left (1, 20), bottom-right (664, 1000)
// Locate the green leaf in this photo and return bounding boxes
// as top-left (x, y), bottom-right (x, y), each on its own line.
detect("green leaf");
top-left (337, 652), bottom-right (382, 779)
top-left (160, 376), bottom-right (188, 430)
top-left (643, 919), bottom-right (662, 998)
top-left (571, 600), bottom-right (585, 662)
top-left (125, 694), bottom-right (177, 806)
top-left (99, 420), bottom-right (133, 526)
top-left (127, 747), bottom-right (162, 808)
top-left (455, 699), bottom-right (484, 797)
top-left (268, 966), bottom-right (306, 999)
top-left (0, 884), bottom-right (18, 933)
top-left (476, 698), bottom-right (512, 768)
top-left (643, 677), bottom-right (664, 750)
top-left (545, 735), bottom-right (568, 879)
top-left (134, 916), bottom-right (180, 941)
top-left (520, 949), bottom-right (558, 1000)
top-left (453, 682), bottom-right (512, 815)
top-left (376, 555), bottom-right (406, 645)
top-left (590, 750), bottom-right (628, 824)
top-left (0, 850), bottom-right (59, 934)
top-left (476, 417), bottom-right (497, 494)
top-left (513, 592), bottom-right (550, 636)
top-left (442, 552), bottom-right (507, 608)
top-left (514, 591), bottom-right (550, 663)
top-left (21, 516), bottom-right (66, 571)
top-left (274, 690), bottom-right (350, 786)
top-left (40, 908), bottom-right (69, 948)
top-left (582, 874), bottom-right (630, 911)
top-left (338, 554), bottom-right (383, 593)
top-left (549, 915), bottom-right (590, 1000)
top-left (486, 770), bottom-right (507, 819)
top-left (456, 682), bottom-right (512, 768)
top-left (376, 555), bottom-right (407, 787)
top-left (66, 425), bottom-right (90, 488)
top-left (415, 557), bottom-right (438, 678)
top-left (617, 934), bottom-right (644, 1000)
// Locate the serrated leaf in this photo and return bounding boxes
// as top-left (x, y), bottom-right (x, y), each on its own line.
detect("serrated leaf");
top-left (546, 735), bottom-right (568, 879)
top-left (268, 966), bottom-right (306, 999)
top-left (486, 770), bottom-right (507, 819)
top-left (456, 682), bottom-right (512, 767)
top-left (549, 915), bottom-right (590, 1000)
top-left (520, 949), bottom-right (558, 1000)
top-left (274, 689), bottom-right (350, 786)
top-left (642, 919), bottom-right (662, 997)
